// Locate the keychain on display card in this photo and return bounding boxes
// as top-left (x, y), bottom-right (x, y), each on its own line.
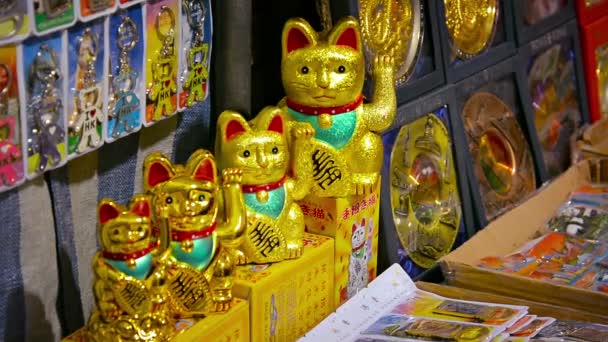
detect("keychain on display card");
top-left (178, 0), bottom-right (210, 109)
top-left (31, 0), bottom-right (76, 36)
top-left (77, 0), bottom-right (117, 22)
top-left (67, 20), bottom-right (105, 158)
top-left (118, 0), bottom-right (145, 9)
top-left (145, 0), bottom-right (179, 125)
top-left (107, 6), bottom-right (144, 142)
top-left (0, 45), bottom-right (25, 191)
top-left (0, 0), bottom-right (31, 45)
top-left (20, 33), bottom-right (67, 178)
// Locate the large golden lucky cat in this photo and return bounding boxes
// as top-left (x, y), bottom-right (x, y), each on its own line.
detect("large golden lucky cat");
top-left (280, 16), bottom-right (396, 197)
top-left (143, 150), bottom-right (246, 316)
top-left (216, 106), bottom-right (313, 263)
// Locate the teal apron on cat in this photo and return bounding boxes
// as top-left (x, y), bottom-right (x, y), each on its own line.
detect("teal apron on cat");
top-left (106, 253), bottom-right (153, 281)
top-left (244, 185), bottom-right (286, 219)
top-left (288, 107), bottom-right (358, 150)
top-left (172, 234), bottom-right (217, 271)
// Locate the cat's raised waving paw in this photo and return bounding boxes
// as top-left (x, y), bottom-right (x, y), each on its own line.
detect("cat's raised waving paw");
top-left (221, 168), bottom-right (243, 186)
top-left (373, 55), bottom-right (395, 76)
top-left (292, 122), bottom-right (315, 140)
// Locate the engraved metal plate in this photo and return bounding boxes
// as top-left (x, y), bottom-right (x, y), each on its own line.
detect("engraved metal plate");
top-left (389, 113), bottom-right (461, 269)
top-left (462, 92), bottom-right (536, 221)
top-left (360, 0), bottom-right (423, 84)
top-left (444, 0), bottom-right (499, 59)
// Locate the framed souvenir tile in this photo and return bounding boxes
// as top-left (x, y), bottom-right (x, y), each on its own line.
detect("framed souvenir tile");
top-left (379, 86), bottom-right (474, 278)
top-left (575, 0), bottom-right (608, 26)
top-left (512, 0), bottom-right (575, 46)
top-left (330, 0), bottom-right (445, 105)
top-left (450, 57), bottom-right (542, 228)
top-left (436, 0), bottom-right (516, 83)
top-left (581, 15), bottom-right (608, 122)
top-left (518, 20), bottom-right (590, 182)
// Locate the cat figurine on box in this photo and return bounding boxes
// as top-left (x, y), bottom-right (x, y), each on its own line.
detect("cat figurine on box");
top-left (87, 195), bottom-right (175, 342)
top-left (216, 106), bottom-right (313, 264)
top-left (346, 217), bottom-right (370, 299)
top-left (280, 16), bottom-right (396, 197)
top-left (143, 149), bottom-right (246, 316)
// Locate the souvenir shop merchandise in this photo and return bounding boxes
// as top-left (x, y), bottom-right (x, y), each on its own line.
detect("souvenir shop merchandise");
top-left (31, 0), bottom-right (77, 35)
top-left (511, 0), bottom-right (575, 46)
top-left (581, 15), bottom-right (608, 122)
top-left (215, 107), bottom-right (310, 264)
top-left (0, 0), bottom-right (31, 45)
top-left (143, 149), bottom-right (247, 316)
top-left (0, 44), bottom-right (24, 190)
top-left (66, 19), bottom-right (106, 158)
top-left (78, 0), bottom-right (117, 22)
top-left (20, 32), bottom-right (68, 179)
top-left (575, 0), bottom-right (608, 26)
top-left (106, 5), bottom-right (145, 142)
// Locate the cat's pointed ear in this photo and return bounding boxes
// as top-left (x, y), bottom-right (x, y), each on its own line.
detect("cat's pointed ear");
top-left (130, 195), bottom-right (151, 218)
top-left (218, 110), bottom-right (249, 141)
top-left (328, 17), bottom-right (361, 52)
top-left (187, 149), bottom-right (217, 183)
top-left (98, 199), bottom-right (121, 225)
top-left (143, 152), bottom-right (175, 191)
top-left (256, 106), bottom-right (284, 135)
top-left (282, 18), bottom-right (317, 56)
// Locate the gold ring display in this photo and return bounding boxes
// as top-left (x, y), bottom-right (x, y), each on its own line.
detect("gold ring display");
top-left (462, 92), bottom-right (536, 221)
top-left (389, 113), bottom-right (461, 269)
top-left (596, 44), bottom-right (608, 117)
top-left (444, 0), bottom-right (498, 59)
top-left (360, 0), bottom-right (423, 84)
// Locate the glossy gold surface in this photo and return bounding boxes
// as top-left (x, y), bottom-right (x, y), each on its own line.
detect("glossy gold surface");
top-left (87, 195), bottom-right (176, 341)
top-left (389, 114), bottom-right (461, 269)
top-left (215, 107), bottom-right (310, 263)
top-left (462, 92), bottom-right (536, 221)
top-left (143, 150), bottom-right (246, 316)
top-left (359, 0), bottom-right (422, 84)
top-left (280, 17), bottom-right (396, 197)
top-left (444, 0), bottom-right (498, 59)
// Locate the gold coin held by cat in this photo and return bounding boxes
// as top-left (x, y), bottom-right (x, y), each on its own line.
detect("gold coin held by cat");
top-left (444, 0), bottom-right (498, 59)
top-left (461, 92), bottom-right (536, 221)
top-left (359, 0), bottom-right (422, 84)
top-left (256, 190), bottom-right (269, 203)
top-left (318, 113), bottom-right (333, 129)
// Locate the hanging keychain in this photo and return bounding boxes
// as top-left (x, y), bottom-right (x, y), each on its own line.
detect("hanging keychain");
top-left (32, 0), bottom-right (76, 35)
top-left (0, 0), bottom-right (29, 44)
top-left (78, 0), bottom-right (117, 22)
top-left (179, 0), bottom-right (209, 109)
top-left (0, 49), bottom-right (24, 189)
top-left (27, 43), bottom-right (66, 175)
top-left (109, 14), bottom-right (141, 139)
top-left (146, 1), bottom-right (178, 125)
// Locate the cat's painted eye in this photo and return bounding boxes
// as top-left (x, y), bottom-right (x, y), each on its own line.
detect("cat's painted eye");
top-left (198, 195), bottom-right (205, 202)
top-left (243, 150), bottom-right (251, 157)
top-left (165, 197), bottom-right (173, 204)
top-left (272, 147), bottom-right (279, 154)
top-left (137, 226), bottom-right (143, 232)
top-left (301, 66), bottom-right (309, 74)
top-left (338, 65), bottom-right (346, 73)
top-left (112, 229), bottom-right (119, 236)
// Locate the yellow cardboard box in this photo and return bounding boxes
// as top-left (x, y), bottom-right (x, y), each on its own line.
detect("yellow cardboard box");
top-left (61, 299), bottom-right (249, 342)
top-left (299, 181), bottom-right (380, 307)
top-left (233, 233), bottom-right (334, 342)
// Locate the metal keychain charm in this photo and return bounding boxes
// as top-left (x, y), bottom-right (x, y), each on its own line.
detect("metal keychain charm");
top-left (43, 0), bottom-right (72, 19)
top-left (0, 0), bottom-right (24, 39)
top-left (149, 6), bottom-right (177, 120)
top-left (28, 44), bottom-right (65, 172)
top-left (182, 0), bottom-right (209, 107)
top-left (0, 63), bottom-right (22, 186)
top-left (73, 28), bottom-right (102, 153)
top-left (88, 0), bottom-right (113, 13)
top-left (111, 16), bottom-right (140, 137)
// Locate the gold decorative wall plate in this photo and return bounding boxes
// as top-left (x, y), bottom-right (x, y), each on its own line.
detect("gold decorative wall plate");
top-left (596, 44), bottom-right (608, 117)
top-left (461, 92), bottom-right (536, 221)
top-left (389, 113), bottom-right (461, 269)
top-left (444, 0), bottom-right (498, 59)
top-left (359, 0), bottom-right (423, 84)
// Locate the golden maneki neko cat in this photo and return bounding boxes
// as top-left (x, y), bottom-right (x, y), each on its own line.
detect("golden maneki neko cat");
top-left (279, 16), bottom-right (396, 197)
top-left (215, 106), bottom-right (313, 263)
top-left (87, 195), bottom-right (176, 341)
top-left (143, 149), bottom-right (247, 317)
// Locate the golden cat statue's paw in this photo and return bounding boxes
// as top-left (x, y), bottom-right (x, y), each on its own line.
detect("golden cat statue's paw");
top-left (222, 168), bottom-right (243, 185)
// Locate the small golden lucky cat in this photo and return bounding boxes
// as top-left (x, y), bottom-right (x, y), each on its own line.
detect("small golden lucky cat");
top-left (215, 106), bottom-right (313, 263)
top-left (87, 195), bottom-right (175, 341)
top-left (280, 16), bottom-right (396, 197)
top-left (143, 150), bottom-right (246, 316)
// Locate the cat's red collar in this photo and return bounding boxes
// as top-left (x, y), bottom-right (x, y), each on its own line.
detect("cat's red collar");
top-left (352, 242), bottom-right (365, 253)
top-left (103, 243), bottom-right (155, 261)
top-left (286, 95), bottom-right (363, 116)
top-left (242, 176), bottom-right (286, 193)
top-left (171, 222), bottom-right (217, 242)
